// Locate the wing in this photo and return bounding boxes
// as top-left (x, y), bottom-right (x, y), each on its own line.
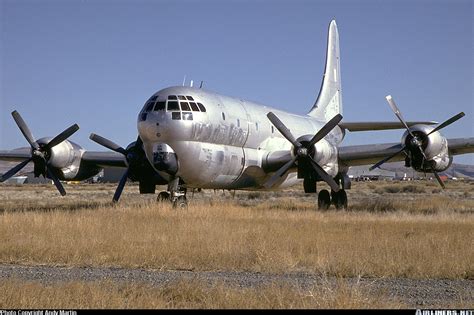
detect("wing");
top-left (339, 121), bottom-right (437, 132)
top-left (0, 149), bottom-right (127, 168)
top-left (81, 151), bottom-right (127, 168)
top-left (338, 137), bottom-right (474, 167)
top-left (0, 148), bottom-right (31, 161)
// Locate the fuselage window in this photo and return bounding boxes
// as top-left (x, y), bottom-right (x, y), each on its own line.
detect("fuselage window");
top-left (189, 102), bottom-right (199, 111)
top-left (182, 112), bottom-right (193, 121)
top-left (180, 102), bottom-right (191, 111)
top-left (168, 95), bottom-right (177, 100)
top-left (197, 103), bottom-right (206, 112)
top-left (154, 101), bottom-right (166, 111)
top-left (222, 112), bottom-right (226, 120)
top-left (167, 101), bottom-right (180, 111)
top-left (178, 95), bottom-right (187, 100)
top-left (271, 126), bottom-right (274, 133)
top-left (186, 96), bottom-right (194, 101)
top-left (145, 102), bottom-right (155, 112)
top-left (171, 112), bottom-right (181, 120)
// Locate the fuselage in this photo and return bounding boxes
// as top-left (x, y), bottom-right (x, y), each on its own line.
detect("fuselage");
top-left (137, 86), bottom-right (344, 189)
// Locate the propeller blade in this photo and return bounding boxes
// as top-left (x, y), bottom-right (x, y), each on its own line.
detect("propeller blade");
top-left (308, 114), bottom-right (343, 147)
top-left (433, 171), bottom-right (446, 189)
top-left (0, 158), bottom-right (32, 182)
top-left (11, 111), bottom-right (39, 150)
top-left (369, 146), bottom-right (406, 171)
top-left (113, 168), bottom-right (130, 202)
top-left (263, 157), bottom-right (297, 189)
top-left (267, 112), bottom-right (302, 148)
top-left (47, 167), bottom-right (66, 196)
top-left (45, 124), bottom-right (80, 150)
top-left (427, 112), bottom-right (465, 136)
top-left (308, 157), bottom-right (340, 192)
top-left (90, 133), bottom-right (127, 155)
top-left (385, 95), bottom-right (415, 138)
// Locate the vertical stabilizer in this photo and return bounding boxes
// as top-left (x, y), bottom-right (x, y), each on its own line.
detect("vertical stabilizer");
top-left (308, 20), bottom-right (342, 120)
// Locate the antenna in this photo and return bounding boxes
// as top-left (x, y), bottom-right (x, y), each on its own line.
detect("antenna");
top-left (182, 75), bottom-right (187, 87)
top-left (190, 80), bottom-right (194, 87)
top-left (199, 81), bottom-right (204, 89)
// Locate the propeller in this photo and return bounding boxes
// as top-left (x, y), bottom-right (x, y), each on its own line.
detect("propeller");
top-left (370, 95), bottom-right (465, 188)
top-left (89, 133), bottom-right (143, 202)
top-left (264, 112), bottom-right (342, 192)
top-left (1, 111), bottom-right (79, 196)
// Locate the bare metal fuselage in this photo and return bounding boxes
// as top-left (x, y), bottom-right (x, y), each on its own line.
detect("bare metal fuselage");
top-left (138, 86), bottom-right (343, 189)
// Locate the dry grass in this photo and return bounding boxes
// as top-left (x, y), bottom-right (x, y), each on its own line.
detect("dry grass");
top-left (0, 181), bottom-right (473, 279)
top-left (0, 278), bottom-right (405, 309)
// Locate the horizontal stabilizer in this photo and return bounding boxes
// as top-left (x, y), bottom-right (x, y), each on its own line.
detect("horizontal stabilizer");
top-left (339, 121), bottom-right (437, 132)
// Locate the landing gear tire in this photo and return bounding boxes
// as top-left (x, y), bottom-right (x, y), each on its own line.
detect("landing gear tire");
top-left (318, 189), bottom-right (331, 210)
top-left (332, 189), bottom-right (348, 210)
top-left (173, 196), bottom-right (188, 209)
top-left (157, 191), bottom-right (170, 202)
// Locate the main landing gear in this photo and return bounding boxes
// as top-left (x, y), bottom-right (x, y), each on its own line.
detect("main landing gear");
top-left (157, 177), bottom-right (188, 209)
top-left (317, 189), bottom-right (348, 210)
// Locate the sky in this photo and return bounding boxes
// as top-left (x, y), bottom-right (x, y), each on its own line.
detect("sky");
top-left (1, 0), bottom-right (473, 164)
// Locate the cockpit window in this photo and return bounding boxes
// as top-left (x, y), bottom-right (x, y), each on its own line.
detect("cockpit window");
top-left (189, 102), bottom-right (199, 111)
top-left (182, 112), bottom-right (193, 121)
top-left (178, 95), bottom-right (187, 100)
top-left (168, 95), bottom-right (177, 100)
top-left (197, 103), bottom-right (206, 112)
top-left (154, 101), bottom-right (166, 111)
top-left (180, 102), bottom-right (191, 111)
top-left (186, 96), bottom-right (194, 101)
top-left (145, 102), bottom-right (155, 112)
top-left (167, 101), bottom-right (179, 111)
top-left (149, 95), bottom-right (158, 102)
top-left (171, 112), bottom-right (181, 120)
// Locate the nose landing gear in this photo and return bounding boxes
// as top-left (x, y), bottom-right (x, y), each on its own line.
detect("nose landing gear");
top-left (156, 177), bottom-right (188, 209)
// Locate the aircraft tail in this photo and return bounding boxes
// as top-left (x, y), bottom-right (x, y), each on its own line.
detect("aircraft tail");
top-left (308, 20), bottom-right (343, 120)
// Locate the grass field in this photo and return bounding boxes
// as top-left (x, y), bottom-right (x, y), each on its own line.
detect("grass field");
top-left (0, 180), bottom-right (473, 308)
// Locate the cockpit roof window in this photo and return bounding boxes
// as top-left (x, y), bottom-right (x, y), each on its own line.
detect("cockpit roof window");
top-left (197, 103), bottom-right (206, 112)
top-left (186, 96), bottom-right (194, 101)
top-left (154, 101), bottom-right (166, 111)
top-left (149, 95), bottom-right (158, 102)
top-left (167, 101), bottom-right (179, 111)
top-left (180, 102), bottom-right (191, 111)
top-left (178, 95), bottom-right (187, 100)
top-left (168, 95), bottom-right (177, 100)
top-left (189, 102), bottom-right (199, 111)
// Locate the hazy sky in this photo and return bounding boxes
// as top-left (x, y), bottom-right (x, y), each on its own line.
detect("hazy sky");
top-left (1, 0), bottom-right (473, 164)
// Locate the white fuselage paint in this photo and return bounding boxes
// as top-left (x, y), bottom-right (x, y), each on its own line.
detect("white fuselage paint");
top-left (138, 86), bottom-right (344, 190)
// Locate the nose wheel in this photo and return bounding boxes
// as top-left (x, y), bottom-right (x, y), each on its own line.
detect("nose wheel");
top-left (157, 177), bottom-right (188, 209)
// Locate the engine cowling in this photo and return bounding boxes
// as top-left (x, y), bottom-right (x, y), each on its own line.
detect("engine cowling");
top-left (402, 124), bottom-right (452, 172)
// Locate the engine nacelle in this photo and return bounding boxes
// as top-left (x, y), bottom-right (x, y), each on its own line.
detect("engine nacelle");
top-left (35, 137), bottom-right (85, 180)
top-left (402, 124), bottom-right (452, 172)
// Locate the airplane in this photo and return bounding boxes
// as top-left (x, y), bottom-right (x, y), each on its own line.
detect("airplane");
top-left (1, 20), bottom-right (473, 209)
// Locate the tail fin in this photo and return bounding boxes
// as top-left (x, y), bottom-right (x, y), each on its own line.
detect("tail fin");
top-left (308, 20), bottom-right (343, 120)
